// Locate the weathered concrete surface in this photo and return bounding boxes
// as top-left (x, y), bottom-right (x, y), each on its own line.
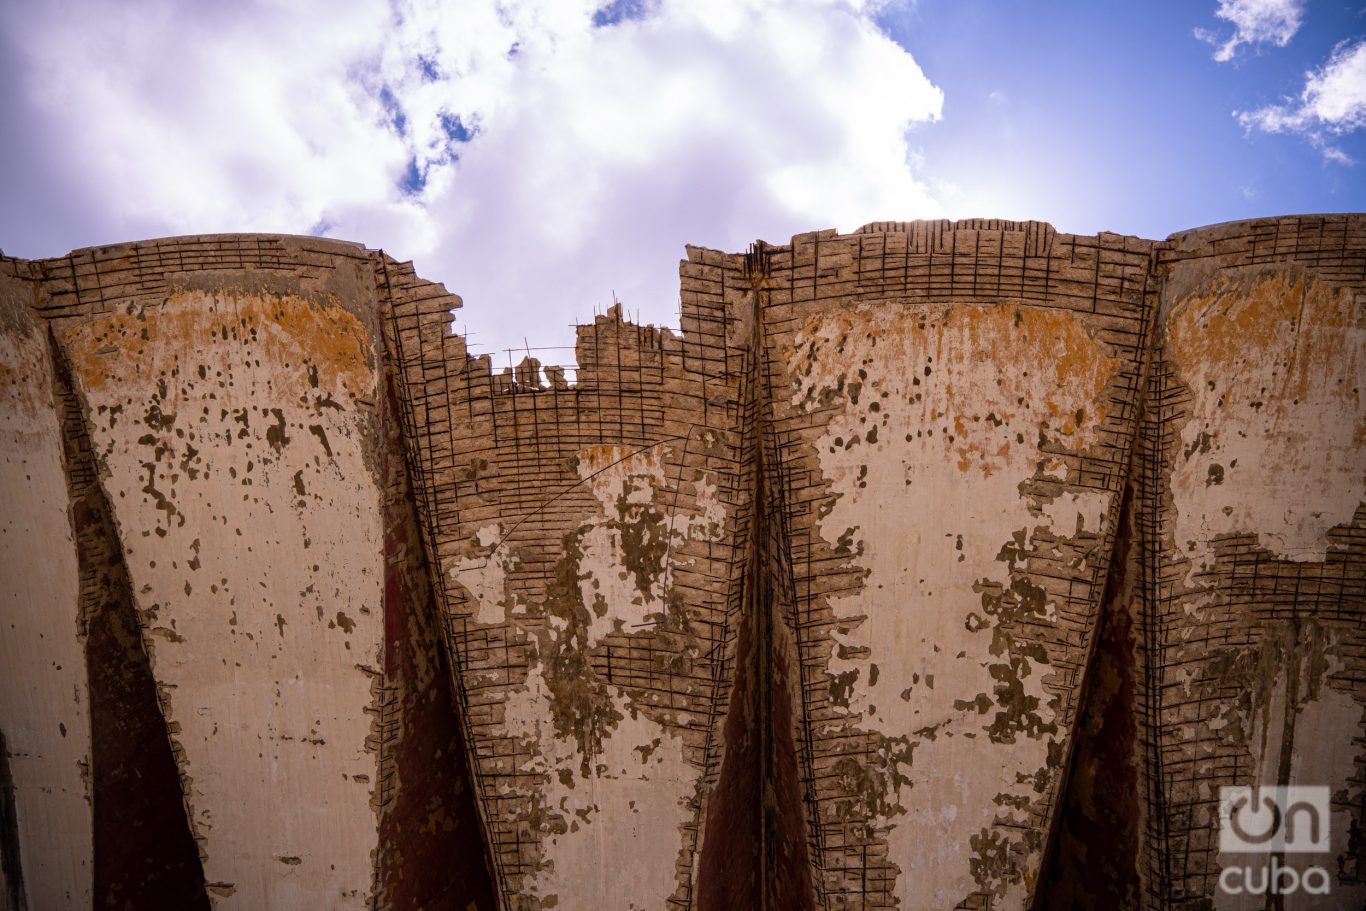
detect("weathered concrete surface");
top-left (0, 269), bottom-right (91, 909)
top-left (58, 260), bottom-right (388, 907)
top-left (1140, 216), bottom-right (1366, 911)
top-left (53, 301), bottom-right (211, 909)
top-left (788, 302), bottom-right (1119, 909)
top-left (748, 222), bottom-right (1156, 909)
top-left (2, 216), bottom-right (1363, 910)
top-left (0, 237), bottom-right (507, 911)
top-left (386, 239), bottom-right (754, 909)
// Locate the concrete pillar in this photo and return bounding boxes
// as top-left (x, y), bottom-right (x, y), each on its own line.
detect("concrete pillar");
top-left (385, 254), bottom-right (754, 910)
top-left (57, 248), bottom-right (388, 908)
top-left (756, 222), bottom-right (1156, 908)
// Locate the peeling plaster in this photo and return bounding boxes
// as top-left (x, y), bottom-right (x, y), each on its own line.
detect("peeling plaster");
top-left (456, 443), bottom-right (723, 910)
top-left (3, 219), bottom-right (1364, 910)
top-left (788, 302), bottom-right (1121, 908)
top-left (1159, 258), bottom-right (1366, 909)
top-left (59, 289), bottom-right (384, 909)
top-left (1210, 624), bottom-right (1366, 911)
top-left (1168, 271), bottom-right (1364, 577)
top-left (504, 665), bottom-right (693, 911)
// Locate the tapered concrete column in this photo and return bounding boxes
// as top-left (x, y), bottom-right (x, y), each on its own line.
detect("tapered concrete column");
top-left (58, 247), bottom-right (387, 908)
top-left (385, 252), bottom-right (755, 910)
top-left (754, 222), bottom-right (1156, 908)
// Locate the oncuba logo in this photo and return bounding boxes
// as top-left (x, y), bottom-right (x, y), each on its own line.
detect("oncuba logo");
top-left (1218, 786), bottom-right (1332, 897)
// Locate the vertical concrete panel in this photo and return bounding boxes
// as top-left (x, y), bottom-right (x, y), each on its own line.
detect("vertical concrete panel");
top-left (1143, 215), bottom-right (1366, 910)
top-left (782, 303), bottom-right (1119, 909)
top-left (59, 282), bottom-right (386, 908)
top-left (43, 303), bottom-right (210, 907)
top-left (0, 272), bottom-right (92, 908)
top-left (757, 222), bottom-right (1155, 909)
top-left (385, 250), bottom-right (754, 910)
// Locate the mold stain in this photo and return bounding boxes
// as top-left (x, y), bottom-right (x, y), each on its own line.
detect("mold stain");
top-left (786, 302), bottom-right (1120, 909)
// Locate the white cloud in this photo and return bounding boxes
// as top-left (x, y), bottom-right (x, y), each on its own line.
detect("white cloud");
top-left (1195, 0), bottom-right (1304, 62)
top-left (1237, 38), bottom-right (1366, 164)
top-left (0, 0), bottom-right (943, 356)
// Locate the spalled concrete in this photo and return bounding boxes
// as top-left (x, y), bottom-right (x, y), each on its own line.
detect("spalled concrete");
top-left (0, 215), bottom-right (1361, 911)
top-left (59, 283), bottom-right (387, 907)
top-left (785, 302), bottom-right (1123, 908)
top-left (1138, 220), bottom-right (1366, 911)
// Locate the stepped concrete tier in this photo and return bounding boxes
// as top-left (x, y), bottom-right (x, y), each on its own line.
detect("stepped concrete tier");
top-left (0, 215), bottom-right (1362, 911)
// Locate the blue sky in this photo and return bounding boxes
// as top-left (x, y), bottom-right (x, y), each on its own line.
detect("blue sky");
top-left (883, 1), bottom-right (1366, 238)
top-left (1, 0), bottom-right (1362, 356)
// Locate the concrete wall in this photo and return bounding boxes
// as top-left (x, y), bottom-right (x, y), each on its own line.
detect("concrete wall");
top-left (0, 215), bottom-right (1361, 910)
top-left (747, 222), bottom-right (1156, 909)
top-left (0, 267), bottom-right (91, 910)
top-left (1141, 217), bottom-right (1366, 911)
top-left (1, 237), bottom-right (496, 910)
top-left (385, 247), bottom-right (755, 909)
top-left (57, 259), bottom-right (388, 907)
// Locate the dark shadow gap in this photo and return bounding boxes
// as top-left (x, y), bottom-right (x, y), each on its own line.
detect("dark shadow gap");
top-left (753, 256), bottom-right (818, 911)
top-left (48, 329), bottom-right (209, 910)
top-left (697, 270), bottom-right (816, 911)
top-left (695, 293), bottom-right (766, 911)
top-left (694, 498), bottom-right (818, 911)
top-left (0, 729), bottom-right (27, 911)
top-left (764, 572), bottom-right (817, 911)
top-left (374, 339), bottom-right (499, 909)
top-left (1037, 479), bottom-right (1143, 910)
top-left (696, 577), bottom-right (765, 910)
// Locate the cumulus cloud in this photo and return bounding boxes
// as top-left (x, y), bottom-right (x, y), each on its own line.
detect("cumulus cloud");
top-left (1195, 0), bottom-right (1304, 62)
top-left (1237, 38), bottom-right (1366, 164)
top-left (0, 0), bottom-right (943, 355)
